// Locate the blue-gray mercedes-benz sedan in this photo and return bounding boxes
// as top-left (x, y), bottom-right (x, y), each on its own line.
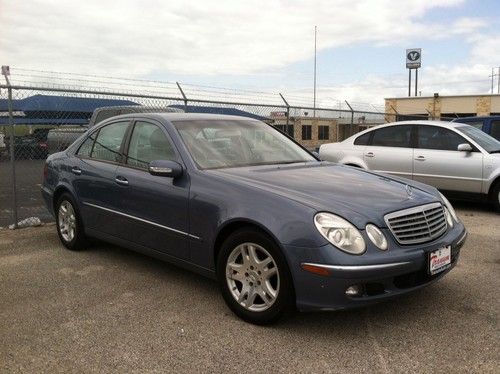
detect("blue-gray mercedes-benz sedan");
top-left (42, 113), bottom-right (467, 324)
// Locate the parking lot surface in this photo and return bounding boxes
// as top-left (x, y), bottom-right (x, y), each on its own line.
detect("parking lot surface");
top-left (0, 205), bottom-right (498, 373)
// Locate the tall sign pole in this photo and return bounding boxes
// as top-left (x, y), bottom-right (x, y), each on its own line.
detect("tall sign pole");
top-left (406, 48), bottom-right (421, 97)
top-left (313, 26), bottom-right (317, 117)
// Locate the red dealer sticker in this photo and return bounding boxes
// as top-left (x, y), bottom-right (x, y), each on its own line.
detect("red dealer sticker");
top-left (429, 246), bottom-right (451, 275)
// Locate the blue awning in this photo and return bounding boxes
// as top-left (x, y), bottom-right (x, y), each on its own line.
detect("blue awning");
top-left (0, 94), bottom-right (138, 112)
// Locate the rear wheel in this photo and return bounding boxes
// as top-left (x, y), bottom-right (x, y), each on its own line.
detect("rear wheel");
top-left (216, 228), bottom-right (294, 324)
top-left (56, 193), bottom-right (88, 250)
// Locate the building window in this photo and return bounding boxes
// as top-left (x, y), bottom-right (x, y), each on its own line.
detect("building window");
top-left (274, 124), bottom-right (294, 138)
top-left (302, 125), bottom-right (312, 140)
top-left (318, 125), bottom-right (329, 140)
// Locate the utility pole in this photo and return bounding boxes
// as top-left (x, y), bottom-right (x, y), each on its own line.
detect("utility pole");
top-left (313, 26), bottom-right (317, 118)
top-left (491, 68), bottom-right (495, 94)
top-left (498, 66), bottom-right (500, 94)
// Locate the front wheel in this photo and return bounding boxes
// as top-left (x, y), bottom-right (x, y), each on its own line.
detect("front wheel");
top-left (56, 193), bottom-right (88, 250)
top-left (216, 228), bottom-right (294, 324)
top-left (492, 183), bottom-right (500, 212)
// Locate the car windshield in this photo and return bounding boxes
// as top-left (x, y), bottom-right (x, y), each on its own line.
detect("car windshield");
top-left (455, 125), bottom-right (500, 153)
top-left (173, 119), bottom-right (316, 169)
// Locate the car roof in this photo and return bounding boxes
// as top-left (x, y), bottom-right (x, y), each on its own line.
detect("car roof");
top-left (102, 112), bottom-right (260, 123)
top-left (346, 120), bottom-right (469, 142)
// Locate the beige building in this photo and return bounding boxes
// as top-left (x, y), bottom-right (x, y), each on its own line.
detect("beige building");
top-left (271, 113), bottom-right (339, 149)
top-left (385, 94), bottom-right (500, 122)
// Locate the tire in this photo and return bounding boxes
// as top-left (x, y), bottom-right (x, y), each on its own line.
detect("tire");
top-left (216, 228), bottom-right (294, 325)
top-left (55, 193), bottom-right (88, 250)
top-left (492, 183), bottom-right (500, 213)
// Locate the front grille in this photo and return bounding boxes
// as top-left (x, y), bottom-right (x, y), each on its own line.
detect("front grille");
top-left (385, 202), bottom-right (447, 245)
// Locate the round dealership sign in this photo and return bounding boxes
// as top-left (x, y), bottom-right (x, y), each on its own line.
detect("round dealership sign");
top-left (406, 48), bottom-right (422, 68)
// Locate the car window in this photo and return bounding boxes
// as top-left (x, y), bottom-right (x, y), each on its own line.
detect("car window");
top-left (126, 121), bottom-right (177, 169)
top-left (76, 131), bottom-right (97, 157)
top-left (371, 125), bottom-right (412, 148)
top-left (417, 126), bottom-right (465, 151)
top-left (174, 119), bottom-right (315, 169)
top-left (354, 132), bottom-right (370, 145)
top-left (91, 121), bottom-right (129, 162)
top-left (491, 121), bottom-right (500, 141)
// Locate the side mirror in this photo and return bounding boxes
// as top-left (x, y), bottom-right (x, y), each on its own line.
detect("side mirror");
top-left (148, 160), bottom-right (183, 178)
top-left (457, 143), bottom-right (473, 152)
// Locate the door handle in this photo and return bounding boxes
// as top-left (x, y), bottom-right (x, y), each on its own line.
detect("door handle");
top-left (71, 167), bottom-right (82, 175)
top-left (115, 176), bottom-right (129, 186)
top-left (415, 156), bottom-right (426, 161)
top-left (365, 152), bottom-right (374, 158)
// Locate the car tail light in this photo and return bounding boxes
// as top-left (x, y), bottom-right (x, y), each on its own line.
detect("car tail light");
top-left (39, 142), bottom-right (48, 149)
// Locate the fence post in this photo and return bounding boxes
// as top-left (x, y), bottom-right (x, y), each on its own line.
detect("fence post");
top-left (2, 66), bottom-right (18, 228)
top-left (344, 100), bottom-right (354, 137)
top-left (279, 93), bottom-right (290, 128)
top-left (176, 82), bottom-right (188, 112)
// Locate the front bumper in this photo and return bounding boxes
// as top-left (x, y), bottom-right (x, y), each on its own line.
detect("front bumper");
top-left (286, 223), bottom-right (467, 312)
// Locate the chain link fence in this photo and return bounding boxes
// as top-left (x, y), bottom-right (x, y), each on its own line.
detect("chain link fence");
top-left (0, 82), bottom-right (438, 229)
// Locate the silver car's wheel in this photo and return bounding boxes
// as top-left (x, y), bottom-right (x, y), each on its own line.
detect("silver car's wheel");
top-left (225, 242), bottom-right (280, 312)
top-left (58, 200), bottom-right (76, 242)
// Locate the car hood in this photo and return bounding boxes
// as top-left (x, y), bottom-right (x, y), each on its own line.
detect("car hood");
top-left (209, 162), bottom-right (440, 228)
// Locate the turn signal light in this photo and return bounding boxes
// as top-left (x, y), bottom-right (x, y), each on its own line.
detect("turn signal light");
top-left (301, 263), bottom-right (330, 277)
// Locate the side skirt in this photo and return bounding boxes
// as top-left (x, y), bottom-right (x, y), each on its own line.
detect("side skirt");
top-left (85, 228), bottom-right (217, 280)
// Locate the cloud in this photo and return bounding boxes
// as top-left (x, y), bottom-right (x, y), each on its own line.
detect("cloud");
top-left (0, 0), bottom-right (480, 77)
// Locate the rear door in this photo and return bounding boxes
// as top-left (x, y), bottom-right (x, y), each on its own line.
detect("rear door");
top-left (413, 125), bottom-right (483, 192)
top-left (113, 120), bottom-right (190, 260)
top-left (72, 120), bottom-right (131, 234)
top-left (363, 125), bottom-right (414, 179)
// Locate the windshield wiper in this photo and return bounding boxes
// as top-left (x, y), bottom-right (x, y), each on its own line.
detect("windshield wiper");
top-left (490, 150), bottom-right (500, 154)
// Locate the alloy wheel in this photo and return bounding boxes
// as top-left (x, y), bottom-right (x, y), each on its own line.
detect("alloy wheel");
top-left (225, 242), bottom-right (280, 312)
top-left (58, 200), bottom-right (76, 242)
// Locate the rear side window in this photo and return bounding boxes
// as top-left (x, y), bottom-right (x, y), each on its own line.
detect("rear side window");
top-left (417, 126), bottom-right (465, 151)
top-left (77, 131), bottom-right (97, 157)
top-left (354, 132), bottom-right (370, 145)
top-left (491, 121), bottom-right (500, 141)
top-left (91, 121), bottom-right (129, 162)
top-left (371, 126), bottom-right (412, 148)
top-left (126, 121), bottom-right (177, 169)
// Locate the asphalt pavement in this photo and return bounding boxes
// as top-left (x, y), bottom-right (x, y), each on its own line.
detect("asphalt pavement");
top-left (0, 205), bottom-right (498, 373)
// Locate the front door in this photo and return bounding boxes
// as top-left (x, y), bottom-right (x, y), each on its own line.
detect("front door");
top-left (413, 125), bottom-right (483, 192)
top-left (113, 120), bottom-right (190, 260)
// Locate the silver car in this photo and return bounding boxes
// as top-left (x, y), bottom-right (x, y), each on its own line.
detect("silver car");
top-left (319, 121), bottom-right (500, 211)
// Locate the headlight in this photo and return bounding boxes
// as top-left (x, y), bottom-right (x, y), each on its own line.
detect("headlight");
top-left (314, 213), bottom-right (366, 254)
top-left (365, 224), bottom-right (388, 250)
top-left (439, 192), bottom-right (459, 223)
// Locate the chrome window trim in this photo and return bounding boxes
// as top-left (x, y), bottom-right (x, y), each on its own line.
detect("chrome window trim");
top-left (82, 202), bottom-right (201, 240)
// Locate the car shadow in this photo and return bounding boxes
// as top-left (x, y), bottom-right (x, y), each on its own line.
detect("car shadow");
top-left (85, 239), bottom-right (466, 332)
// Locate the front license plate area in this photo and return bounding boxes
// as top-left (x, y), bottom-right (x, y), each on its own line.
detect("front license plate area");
top-left (429, 246), bottom-right (451, 275)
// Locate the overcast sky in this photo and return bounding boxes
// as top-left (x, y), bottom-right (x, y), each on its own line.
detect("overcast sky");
top-left (1, 0), bottom-right (499, 107)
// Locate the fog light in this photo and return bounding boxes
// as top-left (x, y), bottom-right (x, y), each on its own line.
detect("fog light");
top-left (345, 285), bottom-right (363, 297)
